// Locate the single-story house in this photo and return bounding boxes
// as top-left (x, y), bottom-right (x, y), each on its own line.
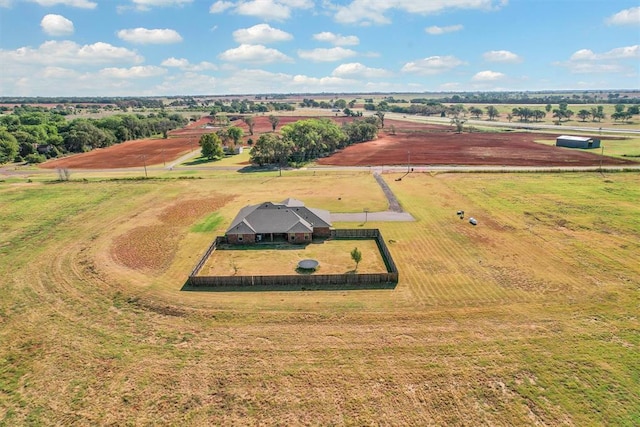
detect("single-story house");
top-left (225, 198), bottom-right (332, 244)
top-left (556, 135), bottom-right (600, 149)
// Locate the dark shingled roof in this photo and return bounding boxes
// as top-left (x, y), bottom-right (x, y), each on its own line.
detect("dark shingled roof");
top-left (226, 199), bottom-right (331, 235)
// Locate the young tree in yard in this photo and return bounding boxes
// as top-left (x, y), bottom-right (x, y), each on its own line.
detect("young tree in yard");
top-left (350, 247), bottom-right (362, 271)
top-left (243, 116), bottom-right (255, 135)
top-left (268, 115), bottom-right (280, 132)
top-left (199, 133), bottom-right (223, 160)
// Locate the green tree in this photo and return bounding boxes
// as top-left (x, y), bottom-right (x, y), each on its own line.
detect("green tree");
top-left (374, 111), bottom-right (385, 128)
top-left (268, 115), bottom-right (280, 132)
top-left (227, 126), bottom-right (244, 146)
top-left (450, 117), bottom-right (466, 133)
top-left (545, 103), bottom-right (552, 113)
top-left (485, 105), bottom-right (499, 121)
top-left (0, 129), bottom-right (19, 163)
top-left (199, 133), bottom-right (223, 160)
top-left (342, 120), bottom-right (378, 143)
top-left (577, 109), bottom-right (591, 122)
top-left (243, 116), bottom-right (255, 136)
top-left (280, 118), bottom-right (347, 162)
top-left (250, 133), bottom-right (278, 166)
top-left (469, 107), bottom-right (483, 119)
top-left (350, 247), bottom-right (362, 271)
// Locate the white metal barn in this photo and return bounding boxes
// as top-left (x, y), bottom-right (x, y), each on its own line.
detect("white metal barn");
top-left (556, 135), bottom-right (601, 149)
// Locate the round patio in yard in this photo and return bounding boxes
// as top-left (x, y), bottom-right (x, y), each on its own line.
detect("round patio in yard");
top-left (298, 259), bottom-right (319, 271)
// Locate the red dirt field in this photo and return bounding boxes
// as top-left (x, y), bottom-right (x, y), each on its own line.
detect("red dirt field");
top-left (41, 116), bottom-right (637, 169)
top-left (41, 117), bottom-right (216, 169)
top-left (317, 119), bottom-right (638, 167)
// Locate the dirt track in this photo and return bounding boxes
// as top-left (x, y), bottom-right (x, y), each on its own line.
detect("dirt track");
top-left (41, 116), bottom-right (637, 169)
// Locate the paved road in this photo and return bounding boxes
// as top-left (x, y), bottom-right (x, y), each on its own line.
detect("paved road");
top-left (384, 112), bottom-right (640, 135)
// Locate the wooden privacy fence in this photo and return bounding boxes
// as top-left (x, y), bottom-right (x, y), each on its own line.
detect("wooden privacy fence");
top-left (187, 229), bottom-right (398, 289)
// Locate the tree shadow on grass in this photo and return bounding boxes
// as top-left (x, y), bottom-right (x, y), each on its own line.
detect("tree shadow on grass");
top-left (182, 156), bottom-right (219, 166)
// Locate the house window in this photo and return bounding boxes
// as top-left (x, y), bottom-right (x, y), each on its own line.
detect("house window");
top-left (304, 235), bottom-right (309, 240)
top-left (238, 236), bottom-right (243, 242)
top-left (290, 235), bottom-right (294, 241)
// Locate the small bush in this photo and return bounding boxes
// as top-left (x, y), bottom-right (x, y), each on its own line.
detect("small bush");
top-left (25, 153), bottom-right (46, 164)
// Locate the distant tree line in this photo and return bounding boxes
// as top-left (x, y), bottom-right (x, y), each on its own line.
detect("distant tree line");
top-left (0, 109), bottom-right (187, 164)
top-left (299, 98), bottom-right (357, 110)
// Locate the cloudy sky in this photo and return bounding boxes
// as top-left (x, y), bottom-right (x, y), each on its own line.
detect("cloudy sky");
top-left (0, 0), bottom-right (638, 97)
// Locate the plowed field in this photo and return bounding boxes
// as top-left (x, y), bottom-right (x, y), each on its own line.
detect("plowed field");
top-left (317, 119), bottom-right (637, 167)
top-left (40, 116), bottom-right (637, 169)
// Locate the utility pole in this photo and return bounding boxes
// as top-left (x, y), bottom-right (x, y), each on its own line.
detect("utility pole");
top-left (407, 151), bottom-right (411, 173)
top-left (142, 154), bottom-right (148, 178)
top-left (364, 207), bottom-right (369, 224)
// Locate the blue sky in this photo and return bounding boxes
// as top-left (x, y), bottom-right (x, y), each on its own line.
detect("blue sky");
top-left (0, 0), bottom-right (638, 96)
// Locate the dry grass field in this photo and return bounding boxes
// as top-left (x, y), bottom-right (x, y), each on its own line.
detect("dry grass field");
top-left (1, 170), bottom-right (639, 425)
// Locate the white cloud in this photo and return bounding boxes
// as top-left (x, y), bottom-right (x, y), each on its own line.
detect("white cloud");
top-left (292, 75), bottom-right (355, 87)
top-left (130, 0), bottom-right (192, 11)
top-left (0, 0), bottom-right (12, 7)
top-left (425, 24), bottom-right (463, 35)
top-left (27, 0), bottom-right (96, 8)
top-left (42, 66), bottom-right (79, 79)
top-left (99, 65), bottom-right (167, 79)
top-left (117, 28), bottom-right (183, 44)
top-left (605, 6), bottom-right (640, 26)
top-left (153, 72), bottom-right (218, 95)
top-left (233, 24), bottom-right (293, 44)
top-left (472, 70), bottom-right (506, 81)
top-left (334, 0), bottom-right (506, 25)
top-left (210, 0), bottom-right (313, 21)
top-left (483, 50), bottom-right (522, 63)
top-left (219, 44), bottom-right (293, 64)
top-left (40, 14), bottom-right (74, 36)
top-left (558, 45), bottom-right (639, 74)
top-left (235, 0), bottom-right (291, 20)
top-left (161, 57), bottom-right (189, 67)
top-left (298, 47), bottom-right (357, 62)
top-left (209, 0), bottom-right (233, 13)
top-left (569, 45), bottom-right (639, 61)
top-left (401, 55), bottom-right (466, 75)
top-left (0, 40), bottom-right (143, 66)
top-left (332, 62), bottom-right (391, 78)
top-left (313, 32), bottom-right (359, 46)
top-left (161, 57), bottom-right (217, 71)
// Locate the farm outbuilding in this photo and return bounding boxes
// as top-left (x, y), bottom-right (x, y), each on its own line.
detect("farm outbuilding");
top-left (556, 135), bottom-right (600, 149)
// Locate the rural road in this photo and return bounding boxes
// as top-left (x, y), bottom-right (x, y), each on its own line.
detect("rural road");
top-left (384, 112), bottom-right (640, 135)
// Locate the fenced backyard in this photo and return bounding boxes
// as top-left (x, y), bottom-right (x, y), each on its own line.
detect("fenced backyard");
top-left (186, 229), bottom-right (398, 290)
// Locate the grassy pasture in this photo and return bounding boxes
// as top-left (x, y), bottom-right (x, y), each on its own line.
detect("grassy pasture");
top-left (0, 171), bottom-right (639, 425)
top-left (535, 136), bottom-right (640, 159)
